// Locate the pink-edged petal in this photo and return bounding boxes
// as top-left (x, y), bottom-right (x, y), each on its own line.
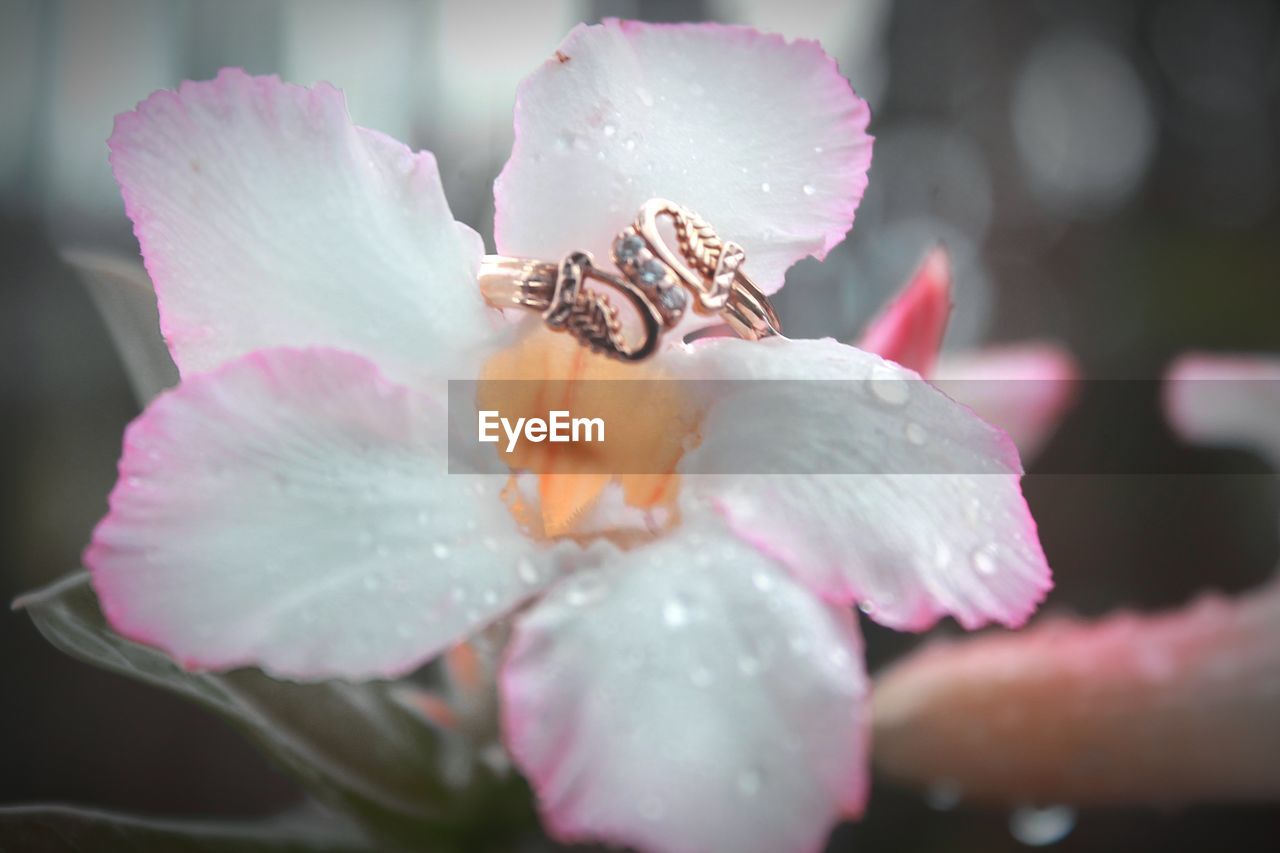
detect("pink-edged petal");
top-left (857, 246), bottom-right (951, 375)
top-left (109, 68), bottom-right (498, 384)
top-left (501, 514), bottom-right (868, 853)
top-left (495, 20), bottom-right (872, 301)
top-left (932, 342), bottom-right (1079, 461)
top-left (86, 348), bottom-right (567, 681)
top-left (1165, 353), bottom-right (1280, 467)
top-left (676, 337), bottom-right (1051, 631)
top-left (873, 579), bottom-right (1280, 805)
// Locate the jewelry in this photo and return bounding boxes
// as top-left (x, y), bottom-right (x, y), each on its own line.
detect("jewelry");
top-left (478, 199), bottom-right (781, 361)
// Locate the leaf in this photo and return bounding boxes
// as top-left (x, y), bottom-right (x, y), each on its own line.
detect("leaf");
top-left (62, 248), bottom-right (179, 405)
top-left (0, 803), bottom-right (367, 852)
top-left (14, 574), bottom-right (532, 848)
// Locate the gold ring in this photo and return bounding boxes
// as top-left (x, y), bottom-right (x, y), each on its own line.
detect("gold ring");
top-left (478, 198), bottom-right (781, 361)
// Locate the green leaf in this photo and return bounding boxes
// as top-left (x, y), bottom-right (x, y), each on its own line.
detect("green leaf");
top-left (0, 804), bottom-right (367, 852)
top-left (14, 574), bottom-right (535, 850)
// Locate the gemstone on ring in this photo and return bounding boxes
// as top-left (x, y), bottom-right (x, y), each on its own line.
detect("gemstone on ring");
top-left (638, 257), bottom-right (669, 286)
top-left (614, 233), bottom-right (645, 264)
top-left (657, 284), bottom-right (687, 312)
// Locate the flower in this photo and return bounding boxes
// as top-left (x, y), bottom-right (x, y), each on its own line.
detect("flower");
top-left (857, 246), bottom-right (1079, 461)
top-left (871, 352), bottom-right (1280, 808)
top-left (86, 20), bottom-right (1051, 853)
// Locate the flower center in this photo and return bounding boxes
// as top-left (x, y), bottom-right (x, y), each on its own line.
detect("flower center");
top-left (479, 326), bottom-right (699, 538)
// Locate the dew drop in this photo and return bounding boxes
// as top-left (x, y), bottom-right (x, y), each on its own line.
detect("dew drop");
top-left (802, 184), bottom-right (816, 196)
top-left (1009, 805), bottom-right (1076, 846)
top-left (635, 86), bottom-right (655, 107)
top-left (603, 123), bottom-right (617, 137)
top-left (689, 665), bottom-right (714, 687)
top-left (432, 542), bottom-right (451, 560)
top-left (565, 573), bottom-right (606, 607)
top-left (738, 654), bottom-right (761, 677)
top-left (482, 535), bottom-right (500, 552)
top-left (868, 364), bottom-right (910, 406)
top-left (482, 588), bottom-right (499, 606)
top-left (760, 182), bottom-right (771, 193)
top-left (662, 596), bottom-right (690, 628)
top-left (751, 571), bottom-right (776, 593)
top-left (858, 601), bottom-right (875, 615)
top-left (516, 556), bottom-right (540, 585)
top-left (905, 422), bottom-right (929, 446)
top-left (736, 767), bottom-right (764, 797)
top-left (971, 543), bottom-right (999, 576)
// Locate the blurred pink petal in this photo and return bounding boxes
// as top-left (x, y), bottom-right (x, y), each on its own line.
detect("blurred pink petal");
top-left (678, 337), bottom-right (1051, 631)
top-left (858, 246), bottom-right (951, 376)
top-left (494, 20), bottom-right (873, 307)
top-left (502, 513), bottom-right (868, 853)
top-left (873, 581), bottom-right (1280, 806)
top-left (1165, 352), bottom-right (1280, 467)
top-left (110, 68), bottom-right (496, 384)
top-left (933, 342), bottom-right (1079, 460)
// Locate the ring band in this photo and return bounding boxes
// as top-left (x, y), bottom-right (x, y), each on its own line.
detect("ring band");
top-left (478, 199), bottom-right (781, 361)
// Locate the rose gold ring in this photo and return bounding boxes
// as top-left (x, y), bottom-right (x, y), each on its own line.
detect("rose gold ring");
top-left (478, 198), bottom-right (781, 361)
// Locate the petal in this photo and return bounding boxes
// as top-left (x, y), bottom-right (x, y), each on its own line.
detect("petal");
top-left (494, 20), bottom-right (873, 298)
top-left (873, 580), bottom-right (1280, 805)
top-left (86, 348), bottom-right (565, 681)
top-left (677, 337), bottom-right (1051, 631)
top-left (1165, 353), bottom-right (1280, 467)
top-left (857, 245), bottom-right (951, 376)
top-left (109, 68), bottom-right (498, 383)
top-left (501, 514), bottom-right (868, 853)
top-left (932, 342), bottom-right (1079, 461)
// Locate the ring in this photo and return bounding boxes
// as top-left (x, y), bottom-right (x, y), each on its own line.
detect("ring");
top-left (478, 198), bottom-right (781, 361)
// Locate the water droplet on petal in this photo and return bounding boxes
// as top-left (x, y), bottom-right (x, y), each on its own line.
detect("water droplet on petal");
top-left (752, 571), bottom-right (776, 593)
top-left (868, 364), bottom-right (911, 406)
top-left (635, 86), bottom-right (655, 107)
top-left (1009, 805), bottom-right (1077, 846)
top-left (802, 184), bottom-right (816, 196)
top-left (738, 654), bottom-right (761, 677)
top-left (971, 543), bottom-right (999, 576)
top-left (689, 665), bottom-right (714, 687)
top-left (432, 542), bottom-right (451, 560)
top-left (603, 123), bottom-right (617, 137)
top-left (517, 556), bottom-right (540, 585)
top-left (662, 596), bottom-right (690, 628)
top-left (760, 182), bottom-right (771, 193)
top-left (482, 536), bottom-right (500, 552)
top-left (858, 601), bottom-right (876, 615)
top-left (565, 573), bottom-right (607, 607)
top-left (736, 767), bottom-right (764, 797)
top-left (905, 422), bottom-right (929, 446)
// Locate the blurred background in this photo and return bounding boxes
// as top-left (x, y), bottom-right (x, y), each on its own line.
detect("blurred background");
top-left (1, 0), bottom-right (1278, 850)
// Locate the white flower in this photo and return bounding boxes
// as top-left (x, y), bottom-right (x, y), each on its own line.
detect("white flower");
top-left (87, 21), bottom-right (1050, 853)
